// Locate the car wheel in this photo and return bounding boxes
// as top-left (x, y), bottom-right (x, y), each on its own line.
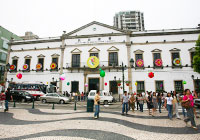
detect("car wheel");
top-left (60, 100), bottom-right (65, 104)
top-left (42, 99), bottom-right (47, 103)
top-left (21, 98), bottom-right (26, 103)
top-left (104, 100), bottom-right (108, 105)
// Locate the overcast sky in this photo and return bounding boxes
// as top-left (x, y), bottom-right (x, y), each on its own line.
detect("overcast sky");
top-left (1, 0), bottom-right (200, 38)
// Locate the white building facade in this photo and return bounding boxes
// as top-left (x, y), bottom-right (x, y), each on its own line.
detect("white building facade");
top-left (7, 21), bottom-right (200, 95)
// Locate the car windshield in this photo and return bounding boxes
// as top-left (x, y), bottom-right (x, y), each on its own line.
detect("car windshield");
top-left (90, 92), bottom-right (95, 96)
top-left (59, 94), bottom-right (65, 97)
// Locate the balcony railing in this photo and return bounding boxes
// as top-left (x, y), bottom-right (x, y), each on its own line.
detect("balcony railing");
top-left (66, 61), bottom-right (119, 69)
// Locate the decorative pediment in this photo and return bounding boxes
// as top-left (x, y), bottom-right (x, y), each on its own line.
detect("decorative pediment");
top-left (188, 47), bottom-right (196, 52)
top-left (71, 48), bottom-right (82, 53)
top-left (88, 47), bottom-right (100, 52)
top-left (107, 46), bottom-right (119, 52)
top-left (51, 53), bottom-right (60, 57)
top-left (24, 55), bottom-right (32, 58)
top-left (37, 54), bottom-right (45, 57)
top-left (134, 49), bottom-right (144, 54)
top-left (169, 48), bottom-right (181, 52)
top-left (12, 56), bottom-right (19, 59)
top-left (66, 21), bottom-right (125, 36)
top-left (151, 49), bottom-right (162, 52)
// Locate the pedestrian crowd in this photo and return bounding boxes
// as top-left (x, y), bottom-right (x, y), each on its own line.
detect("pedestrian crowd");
top-left (121, 89), bottom-right (199, 130)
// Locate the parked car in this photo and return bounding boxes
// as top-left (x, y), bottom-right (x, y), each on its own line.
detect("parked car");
top-left (11, 90), bottom-right (34, 102)
top-left (40, 93), bottom-right (70, 104)
top-left (194, 98), bottom-right (200, 108)
top-left (88, 90), bottom-right (113, 105)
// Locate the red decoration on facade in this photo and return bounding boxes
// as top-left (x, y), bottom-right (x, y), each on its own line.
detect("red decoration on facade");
top-left (36, 63), bottom-right (42, 70)
top-left (16, 73), bottom-right (22, 79)
top-left (50, 63), bottom-right (57, 69)
top-left (23, 64), bottom-right (28, 70)
top-left (105, 82), bottom-right (107, 86)
top-left (136, 59), bottom-right (144, 67)
top-left (118, 83), bottom-right (121, 86)
top-left (10, 65), bottom-right (15, 70)
top-left (155, 59), bottom-right (162, 67)
top-left (148, 72), bottom-right (154, 78)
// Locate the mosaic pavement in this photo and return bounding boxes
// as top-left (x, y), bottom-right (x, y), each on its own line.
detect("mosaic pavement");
top-left (0, 106), bottom-right (200, 140)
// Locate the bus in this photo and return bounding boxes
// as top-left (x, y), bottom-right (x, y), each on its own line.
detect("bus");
top-left (9, 82), bottom-right (47, 100)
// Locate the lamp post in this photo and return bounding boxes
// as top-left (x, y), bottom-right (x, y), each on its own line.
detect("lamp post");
top-left (121, 59), bottom-right (134, 95)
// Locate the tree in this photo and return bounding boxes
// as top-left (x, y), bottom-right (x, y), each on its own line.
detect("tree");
top-left (193, 35), bottom-right (200, 73)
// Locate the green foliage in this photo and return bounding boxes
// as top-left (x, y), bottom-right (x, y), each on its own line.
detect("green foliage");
top-left (193, 35), bottom-right (200, 73)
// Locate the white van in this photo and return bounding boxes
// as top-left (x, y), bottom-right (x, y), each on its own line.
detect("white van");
top-left (88, 90), bottom-right (113, 105)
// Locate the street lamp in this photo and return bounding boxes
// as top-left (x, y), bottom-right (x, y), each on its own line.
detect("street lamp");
top-left (6, 63), bottom-right (10, 71)
top-left (130, 58), bottom-right (135, 68)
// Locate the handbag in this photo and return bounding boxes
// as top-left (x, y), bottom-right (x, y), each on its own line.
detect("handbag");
top-left (181, 100), bottom-right (191, 109)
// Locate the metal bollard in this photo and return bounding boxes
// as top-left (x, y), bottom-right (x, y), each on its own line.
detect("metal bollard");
top-left (13, 100), bottom-right (16, 107)
top-left (74, 100), bottom-right (77, 111)
top-left (52, 103), bottom-right (55, 110)
top-left (32, 99), bottom-right (35, 109)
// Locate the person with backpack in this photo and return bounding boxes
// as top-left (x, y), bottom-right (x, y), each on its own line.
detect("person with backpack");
top-left (0, 90), bottom-right (6, 112)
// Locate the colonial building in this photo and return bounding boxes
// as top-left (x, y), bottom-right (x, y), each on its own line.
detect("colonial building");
top-left (6, 21), bottom-right (200, 96)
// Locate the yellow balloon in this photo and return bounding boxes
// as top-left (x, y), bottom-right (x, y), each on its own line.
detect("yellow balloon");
top-left (135, 82), bottom-right (137, 86)
top-left (87, 56), bottom-right (99, 68)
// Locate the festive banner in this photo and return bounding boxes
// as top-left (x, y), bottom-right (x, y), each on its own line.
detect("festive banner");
top-left (136, 59), bottom-right (144, 67)
top-left (87, 56), bottom-right (99, 68)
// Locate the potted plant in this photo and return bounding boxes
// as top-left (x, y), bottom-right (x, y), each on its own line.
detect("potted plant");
top-left (125, 81), bottom-right (131, 86)
top-left (117, 80), bottom-right (121, 86)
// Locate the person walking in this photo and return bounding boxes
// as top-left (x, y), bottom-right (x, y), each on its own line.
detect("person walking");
top-left (152, 92), bottom-right (158, 117)
top-left (5, 88), bottom-right (12, 112)
top-left (165, 93), bottom-right (173, 120)
top-left (122, 91), bottom-right (129, 115)
top-left (172, 91), bottom-right (181, 119)
top-left (138, 93), bottom-right (144, 112)
top-left (0, 90), bottom-right (6, 112)
top-left (157, 93), bottom-right (162, 113)
top-left (94, 90), bottom-right (100, 119)
top-left (179, 91), bottom-right (187, 118)
top-left (129, 94), bottom-right (136, 112)
top-left (182, 89), bottom-right (197, 130)
top-left (147, 92), bottom-right (153, 115)
top-left (136, 94), bottom-right (139, 110)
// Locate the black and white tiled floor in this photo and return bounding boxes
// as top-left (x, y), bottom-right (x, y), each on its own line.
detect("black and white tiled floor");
top-left (0, 108), bottom-right (200, 140)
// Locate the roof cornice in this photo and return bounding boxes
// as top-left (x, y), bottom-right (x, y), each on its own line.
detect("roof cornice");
top-left (9, 38), bottom-right (61, 45)
top-left (131, 30), bottom-right (200, 37)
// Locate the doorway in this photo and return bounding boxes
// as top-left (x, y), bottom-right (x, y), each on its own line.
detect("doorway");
top-left (71, 81), bottom-right (79, 92)
top-left (89, 78), bottom-right (99, 91)
top-left (109, 81), bottom-right (118, 94)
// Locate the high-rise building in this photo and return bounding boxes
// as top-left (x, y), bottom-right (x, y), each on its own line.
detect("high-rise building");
top-left (0, 26), bottom-right (21, 85)
top-left (114, 11), bottom-right (145, 31)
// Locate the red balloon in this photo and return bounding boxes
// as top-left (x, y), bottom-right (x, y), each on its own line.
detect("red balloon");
top-left (16, 73), bottom-right (22, 79)
top-left (148, 72), bottom-right (154, 78)
top-left (105, 82), bottom-right (107, 86)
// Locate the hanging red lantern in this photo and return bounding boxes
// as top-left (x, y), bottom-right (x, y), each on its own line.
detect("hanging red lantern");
top-left (148, 72), bottom-right (154, 78)
top-left (105, 82), bottom-right (107, 86)
top-left (118, 83), bottom-right (121, 86)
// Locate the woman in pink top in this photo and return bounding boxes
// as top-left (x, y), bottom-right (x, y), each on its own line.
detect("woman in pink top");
top-left (182, 89), bottom-right (197, 130)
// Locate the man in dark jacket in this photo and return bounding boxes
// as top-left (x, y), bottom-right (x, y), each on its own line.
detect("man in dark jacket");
top-left (5, 87), bottom-right (12, 111)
